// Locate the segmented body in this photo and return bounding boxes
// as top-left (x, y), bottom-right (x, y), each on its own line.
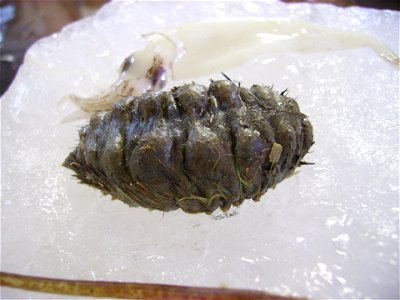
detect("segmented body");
top-left (63, 80), bottom-right (313, 214)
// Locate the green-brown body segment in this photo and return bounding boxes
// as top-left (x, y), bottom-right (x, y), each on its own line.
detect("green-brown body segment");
top-left (63, 80), bottom-right (313, 214)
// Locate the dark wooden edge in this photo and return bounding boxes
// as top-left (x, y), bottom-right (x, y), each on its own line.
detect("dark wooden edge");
top-left (0, 271), bottom-right (307, 300)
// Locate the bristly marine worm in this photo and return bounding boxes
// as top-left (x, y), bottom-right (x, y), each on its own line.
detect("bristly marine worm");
top-left (63, 79), bottom-right (314, 214)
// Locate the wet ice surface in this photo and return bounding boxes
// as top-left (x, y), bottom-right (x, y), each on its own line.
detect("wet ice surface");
top-left (1, 1), bottom-right (399, 299)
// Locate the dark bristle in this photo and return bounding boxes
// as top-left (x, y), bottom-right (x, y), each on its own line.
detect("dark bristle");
top-left (221, 72), bottom-right (231, 81)
top-left (280, 88), bottom-right (289, 96)
top-left (299, 161), bottom-right (315, 166)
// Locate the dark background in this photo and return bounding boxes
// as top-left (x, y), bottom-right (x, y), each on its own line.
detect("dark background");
top-left (0, 0), bottom-right (399, 97)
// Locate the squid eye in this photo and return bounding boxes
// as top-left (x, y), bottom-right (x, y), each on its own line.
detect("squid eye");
top-left (146, 55), bottom-right (168, 90)
top-left (150, 66), bottom-right (167, 90)
top-left (120, 54), bottom-right (135, 74)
